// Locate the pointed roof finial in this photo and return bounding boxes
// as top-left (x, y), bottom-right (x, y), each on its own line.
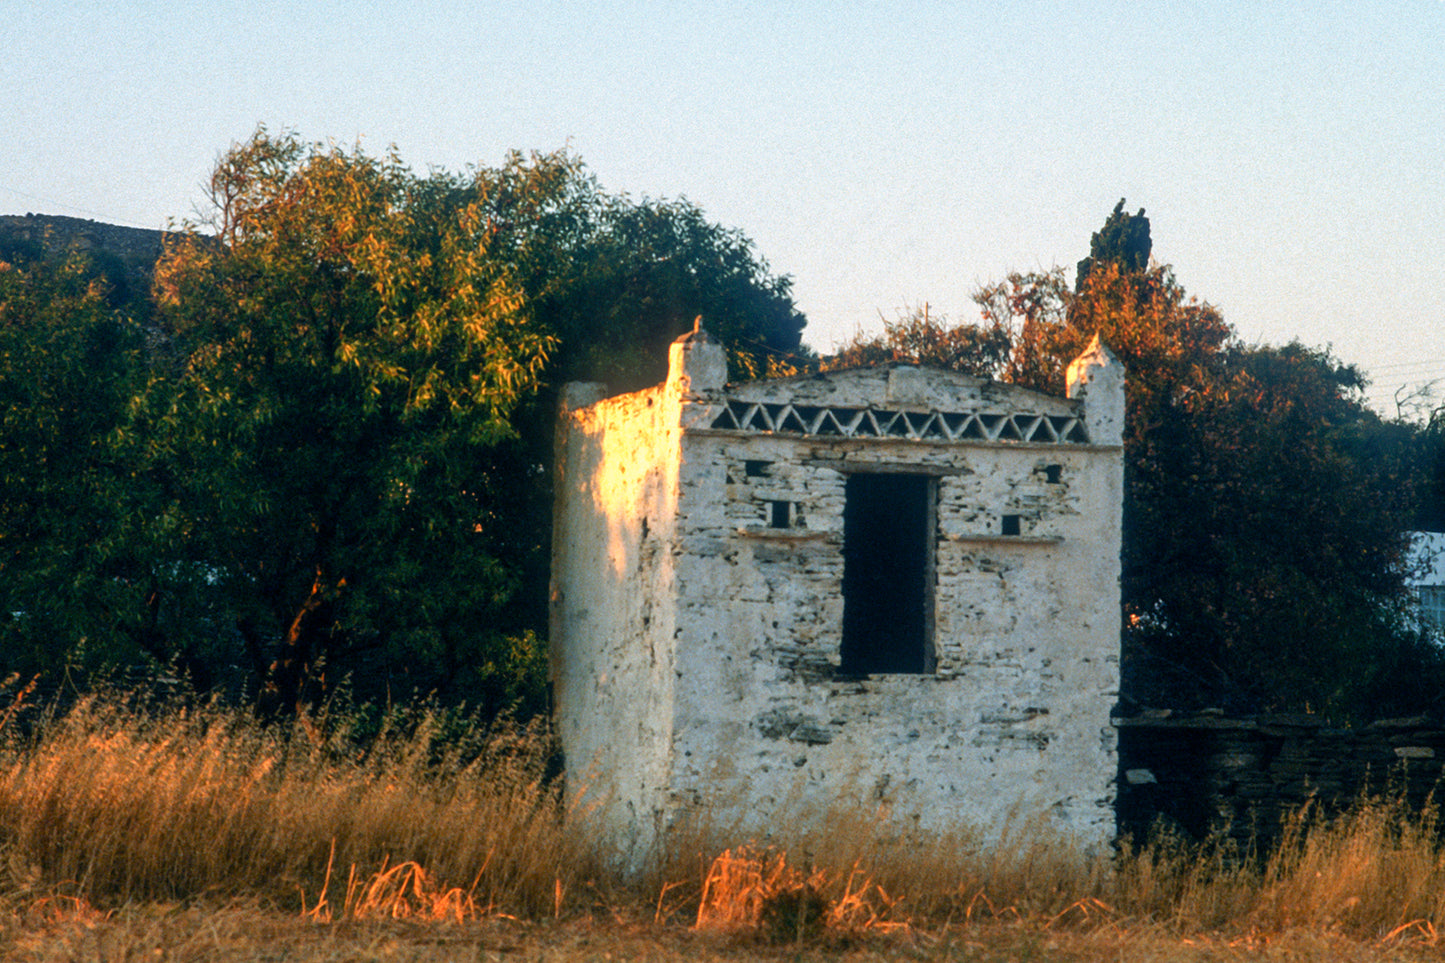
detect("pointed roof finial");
top-left (668, 316), bottom-right (727, 393)
top-left (673, 316), bottom-right (715, 345)
top-left (1066, 334), bottom-right (1125, 447)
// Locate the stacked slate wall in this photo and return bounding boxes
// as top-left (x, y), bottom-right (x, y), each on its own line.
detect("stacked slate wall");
top-left (1116, 712), bottom-right (1445, 846)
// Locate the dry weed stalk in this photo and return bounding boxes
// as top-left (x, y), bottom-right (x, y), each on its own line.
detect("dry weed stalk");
top-left (693, 846), bottom-right (908, 942)
top-left (695, 846), bottom-right (829, 940)
top-left (20, 894), bottom-right (110, 929)
top-left (339, 858), bottom-right (477, 922)
top-left (0, 674), bottom-right (39, 737)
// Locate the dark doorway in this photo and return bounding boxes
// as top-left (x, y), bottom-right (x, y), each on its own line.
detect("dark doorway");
top-left (840, 473), bottom-right (935, 674)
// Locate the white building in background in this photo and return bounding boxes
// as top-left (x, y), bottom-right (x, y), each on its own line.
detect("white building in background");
top-left (549, 322), bottom-right (1125, 863)
top-left (1410, 532), bottom-right (1445, 630)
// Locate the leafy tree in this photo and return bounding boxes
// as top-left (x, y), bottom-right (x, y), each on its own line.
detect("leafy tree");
top-left (2, 131), bottom-right (808, 715)
top-left (990, 257), bottom-right (1427, 716)
top-left (978, 262), bottom-right (1230, 407)
top-left (519, 193), bottom-right (807, 392)
top-left (1416, 411), bottom-right (1445, 533)
top-left (1122, 341), bottom-right (1428, 715)
top-left (133, 130), bottom-right (560, 714)
top-left (0, 248), bottom-right (149, 682)
top-left (94, 129), bottom-right (809, 716)
top-left (1076, 198), bottom-right (1151, 289)
top-left (851, 204), bottom-right (1432, 717)
top-left (468, 173), bottom-right (810, 636)
top-left (827, 304), bottom-right (1011, 376)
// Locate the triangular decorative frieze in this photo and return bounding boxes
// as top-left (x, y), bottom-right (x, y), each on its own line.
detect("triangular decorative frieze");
top-left (707, 399), bottom-right (1090, 445)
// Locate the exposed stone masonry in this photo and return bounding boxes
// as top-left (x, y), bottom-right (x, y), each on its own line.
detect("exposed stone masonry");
top-left (1116, 712), bottom-right (1445, 846)
top-left (551, 327), bottom-right (1126, 866)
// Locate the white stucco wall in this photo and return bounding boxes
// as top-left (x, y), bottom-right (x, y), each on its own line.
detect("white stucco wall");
top-left (551, 337), bottom-right (1124, 863)
top-left (549, 381), bottom-right (684, 858)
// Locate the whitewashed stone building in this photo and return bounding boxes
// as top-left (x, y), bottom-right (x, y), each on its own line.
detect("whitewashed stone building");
top-left (1408, 532), bottom-right (1445, 631)
top-left (550, 323), bottom-right (1125, 860)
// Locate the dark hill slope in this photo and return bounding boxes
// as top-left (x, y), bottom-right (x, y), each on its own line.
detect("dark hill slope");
top-left (0, 213), bottom-right (175, 308)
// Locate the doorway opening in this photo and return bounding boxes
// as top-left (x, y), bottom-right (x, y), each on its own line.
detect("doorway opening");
top-left (840, 473), bottom-right (936, 674)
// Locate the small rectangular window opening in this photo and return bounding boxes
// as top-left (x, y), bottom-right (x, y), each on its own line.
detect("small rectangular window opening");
top-left (1001, 514), bottom-right (1022, 536)
top-left (1420, 586), bottom-right (1445, 629)
top-left (745, 460), bottom-right (771, 478)
top-left (769, 500), bottom-right (791, 529)
top-left (1044, 464), bottom-right (1063, 484)
top-left (841, 474), bottom-right (936, 674)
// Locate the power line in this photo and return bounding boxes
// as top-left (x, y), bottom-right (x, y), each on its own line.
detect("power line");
top-left (1367, 357), bottom-right (1445, 375)
top-left (0, 184), bottom-right (160, 231)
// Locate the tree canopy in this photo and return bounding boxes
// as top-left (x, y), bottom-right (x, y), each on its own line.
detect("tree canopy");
top-left (0, 248), bottom-right (146, 684)
top-left (1076, 199), bottom-right (1152, 289)
top-left (0, 130), bottom-right (809, 716)
top-left (837, 203), bottom-right (1436, 719)
top-left (1419, 414), bottom-right (1445, 534)
top-left (8, 159), bottom-right (1435, 722)
top-left (123, 133), bottom-right (566, 714)
top-left (828, 304), bottom-right (1011, 377)
top-left (519, 192), bottom-right (807, 393)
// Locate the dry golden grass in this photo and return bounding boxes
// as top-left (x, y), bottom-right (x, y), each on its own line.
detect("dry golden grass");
top-left (0, 690), bottom-right (595, 917)
top-left (5, 690), bottom-right (1445, 961)
top-left (5, 904), bottom-right (1445, 962)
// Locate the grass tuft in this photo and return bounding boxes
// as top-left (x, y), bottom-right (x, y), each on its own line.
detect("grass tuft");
top-left (6, 690), bottom-right (1445, 959)
top-left (0, 692), bottom-right (593, 916)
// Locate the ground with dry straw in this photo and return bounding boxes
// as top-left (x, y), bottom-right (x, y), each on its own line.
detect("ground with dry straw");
top-left (4, 683), bottom-right (1445, 961)
top-left (7, 905), bottom-right (1445, 962)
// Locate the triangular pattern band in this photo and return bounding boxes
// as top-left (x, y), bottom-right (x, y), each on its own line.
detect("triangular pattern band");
top-left (707, 400), bottom-right (1090, 444)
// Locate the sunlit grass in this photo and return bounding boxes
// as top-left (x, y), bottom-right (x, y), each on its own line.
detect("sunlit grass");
top-left (3, 686), bottom-right (1445, 960)
top-left (0, 689), bottom-right (590, 917)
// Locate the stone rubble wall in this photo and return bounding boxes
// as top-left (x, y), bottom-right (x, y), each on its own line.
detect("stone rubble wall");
top-left (1115, 712), bottom-right (1445, 846)
top-left (662, 382), bottom-right (1122, 843)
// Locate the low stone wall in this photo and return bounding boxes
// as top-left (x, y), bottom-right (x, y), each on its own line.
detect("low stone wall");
top-left (1115, 711), bottom-right (1445, 845)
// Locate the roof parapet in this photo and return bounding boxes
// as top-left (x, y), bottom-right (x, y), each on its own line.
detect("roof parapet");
top-left (1066, 335), bottom-right (1125, 447)
top-left (667, 317), bottom-right (728, 397)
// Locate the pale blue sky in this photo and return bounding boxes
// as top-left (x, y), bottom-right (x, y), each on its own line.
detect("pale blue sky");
top-left (4, 1), bottom-right (1442, 413)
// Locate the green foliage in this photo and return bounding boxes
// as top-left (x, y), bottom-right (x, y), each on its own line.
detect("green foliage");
top-left (127, 130), bottom-right (563, 713)
top-left (0, 249), bottom-right (150, 680)
top-left (1002, 259), bottom-right (1427, 716)
top-left (948, 208), bottom-right (1430, 718)
top-left (4, 173), bottom-right (1427, 720)
top-left (1416, 411), bottom-right (1445, 533)
top-left (520, 192), bottom-right (807, 393)
top-left (462, 165), bottom-right (810, 637)
top-left (1076, 198), bottom-right (1152, 289)
top-left (827, 304), bottom-right (1011, 376)
top-left (0, 129), bottom-right (808, 719)
top-left (1123, 341), bottom-right (1430, 715)
top-left (978, 262), bottom-right (1231, 405)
